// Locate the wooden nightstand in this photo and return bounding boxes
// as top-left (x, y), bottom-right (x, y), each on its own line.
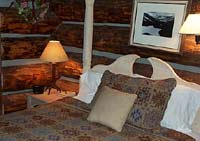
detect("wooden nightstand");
top-left (27, 89), bottom-right (76, 109)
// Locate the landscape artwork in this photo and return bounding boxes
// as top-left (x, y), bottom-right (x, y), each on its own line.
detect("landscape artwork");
top-left (142, 12), bottom-right (175, 38)
top-left (130, 0), bottom-right (189, 53)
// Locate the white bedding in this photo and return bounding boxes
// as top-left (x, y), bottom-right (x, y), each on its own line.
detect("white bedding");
top-left (161, 85), bottom-right (200, 134)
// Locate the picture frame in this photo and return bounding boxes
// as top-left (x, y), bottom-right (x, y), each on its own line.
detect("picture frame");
top-left (129, 0), bottom-right (190, 53)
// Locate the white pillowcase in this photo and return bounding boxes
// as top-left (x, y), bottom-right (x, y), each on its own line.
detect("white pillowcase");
top-left (74, 70), bottom-right (103, 103)
top-left (161, 85), bottom-right (200, 134)
top-left (192, 107), bottom-right (200, 134)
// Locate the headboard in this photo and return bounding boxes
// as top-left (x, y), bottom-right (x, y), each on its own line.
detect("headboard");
top-left (91, 54), bottom-right (200, 90)
top-left (91, 54), bottom-right (140, 76)
top-left (148, 57), bottom-right (200, 90)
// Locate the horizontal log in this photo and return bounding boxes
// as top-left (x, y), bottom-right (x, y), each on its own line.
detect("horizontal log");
top-left (1, 0), bottom-right (199, 26)
top-left (56, 59), bottom-right (83, 79)
top-left (3, 38), bottom-right (199, 74)
top-left (3, 25), bottom-right (200, 67)
top-left (3, 94), bottom-right (27, 114)
top-left (51, 0), bottom-right (132, 23)
top-left (1, 52), bottom-right (113, 91)
top-left (2, 52), bottom-right (200, 92)
top-left (52, 0), bottom-right (200, 24)
top-left (53, 24), bottom-right (129, 49)
top-left (53, 24), bottom-right (84, 48)
top-left (2, 53), bottom-right (83, 91)
top-left (54, 24), bottom-right (200, 67)
top-left (2, 63), bottom-right (51, 91)
top-left (133, 62), bottom-right (200, 85)
top-left (55, 79), bottom-right (79, 93)
top-left (0, 8), bottom-right (61, 34)
top-left (2, 37), bottom-right (49, 60)
top-left (64, 52), bottom-right (115, 67)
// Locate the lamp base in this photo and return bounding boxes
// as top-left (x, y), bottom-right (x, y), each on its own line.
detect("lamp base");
top-left (45, 83), bottom-right (61, 95)
top-left (46, 63), bottom-right (61, 95)
top-left (195, 35), bottom-right (200, 44)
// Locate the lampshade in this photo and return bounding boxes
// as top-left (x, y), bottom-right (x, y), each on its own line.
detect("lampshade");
top-left (179, 14), bottom-right (200, 35)
top-left (40, 40), bottom-right (68, 63)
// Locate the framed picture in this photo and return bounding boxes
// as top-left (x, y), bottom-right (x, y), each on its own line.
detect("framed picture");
top-left (129, 0), bottom-right (189, 53)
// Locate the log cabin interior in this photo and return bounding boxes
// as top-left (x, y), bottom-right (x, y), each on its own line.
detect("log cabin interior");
top-left (0, 0), bottom-right (200, 140)
top-left (0, 0), bottom-right (200, 113)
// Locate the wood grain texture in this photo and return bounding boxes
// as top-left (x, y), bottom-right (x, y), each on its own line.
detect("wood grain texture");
top-left (3, 65), bottom-right (200, 114)
top-left (4, 55), bottom-right (199, 91)
top-left (53, 24), bottom-right (83, 48)
top-left (63, 52), bottom-right (115, 67)
top-left (51, 0), bottom-right (85, 22)
top-left (133, 62), bottom-right (200, 85)
top-left (1, 52), bottom-right (113, 92)
top-left (4, 24), bottom-right (200, 66)
top-left (3, 94), bottom-right (27, 114)
top-left (54, 24), bottom-right (200, 66)
top-left (2, 53), bottom-right (83, 91)
top-left (2, 37), bottom-right (49, 60)
top-left (2, 64), bottom-right (51, 91)
top-left (1, 0), bottom-right (200, 93)
top-left (53, 24), bottom-right (130, 50)
top-left (0, 58), bottom-right (2, 115)
top-left (1, 0), bottom-right (200, 66)
top-left (56, 59), bottom-right (82, 79)
top-left (55, 79), bottom-right (79, 93)
top-left (51, 0), bottom-right (132, 23)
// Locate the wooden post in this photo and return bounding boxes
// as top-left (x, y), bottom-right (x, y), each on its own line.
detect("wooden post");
top-left (83, 0), bottom-right (95, 72)
top-left (0, 12), bottom-right (4, 115)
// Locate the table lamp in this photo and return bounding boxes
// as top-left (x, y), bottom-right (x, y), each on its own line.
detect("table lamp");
top-left (179, 14), bottom-right (200, 44)
top-left (40, 40), bottom-right (68, 94)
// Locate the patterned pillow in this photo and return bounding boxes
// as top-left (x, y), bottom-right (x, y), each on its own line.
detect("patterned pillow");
top-left (90, 70), bottom-right (176, 129)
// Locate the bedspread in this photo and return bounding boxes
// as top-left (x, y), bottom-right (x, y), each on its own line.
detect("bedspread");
top-left (0, 97), bottom-right (195, 141)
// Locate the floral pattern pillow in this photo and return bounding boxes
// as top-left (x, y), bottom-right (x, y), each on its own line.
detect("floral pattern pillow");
top-left (90, 70), bottom-right (176, 129)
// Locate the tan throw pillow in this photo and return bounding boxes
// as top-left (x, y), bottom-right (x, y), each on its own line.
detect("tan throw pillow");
top-left (192, 107), bottom-right (200, 134)
top-left (87, 86), bottom-right (137, 132)
top-left (90, 70), bottom-right (176, 129)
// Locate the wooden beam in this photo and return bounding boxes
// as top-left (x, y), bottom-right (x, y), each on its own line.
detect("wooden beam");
top-left (2, 37), bottom-right (49, 60)
top-left (2, 52), bottom-right (83, 92)
top-left (2, 63), bottom-right (51, 91)
top-left (51, 0), bottom-right (132, 23)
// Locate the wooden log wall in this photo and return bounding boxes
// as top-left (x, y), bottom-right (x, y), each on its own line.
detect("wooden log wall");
top-left (52, 0), bottom-right (200, 67)
top-left (0, 0), bottom-right (200, 92)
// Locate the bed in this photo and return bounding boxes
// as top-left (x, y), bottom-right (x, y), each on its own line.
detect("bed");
top-left (0, 54), bottom-right (198, 141)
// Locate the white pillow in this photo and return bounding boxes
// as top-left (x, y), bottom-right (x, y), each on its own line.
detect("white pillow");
top-left (161, 85), bottom-right (200, 133)
top-left (192, 107), bottom-right (200, 134)
top-left (74, 70), bottom-right (103, 103)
